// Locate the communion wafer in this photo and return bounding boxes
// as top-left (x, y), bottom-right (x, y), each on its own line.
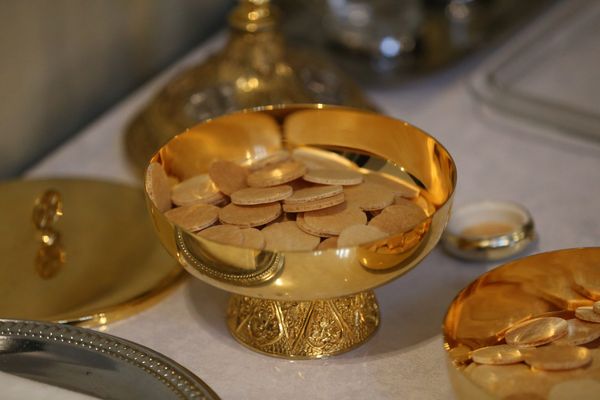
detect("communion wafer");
top-left (171, 174), bottom-right (225, 206)
top-left (552, 318), bottom-right (600, 346)
top-left (208, 160), bottom-right (248, 195)
top-left (296, 214), bottom-right (333, 238)
top-left (231, 185), bottom-right (292, 205)
top-left (240, 228), bottom-right (265, 250)
top-left (287, 178), bottom-right (313, 191)
top-left (262, 221), bottom-right (320, 251)
top-left (303, 168), bottom-right (363, 186)
top-left (523, 345), bottom-right (591, 371)
top-left (337, 225), bottom-right (388, 247)
top-left (471, 345), bottom-right (523, 365)
top-left (146, 162), bottom-right (172, 212)
top-left (504, 317), bottom-right (568, 347)
top-left (282, 192), bottom-right (345, 213)
top-left (575, 306), bottom-right (600, 323)
top-left (247, 160), bottom-right (307, 188)
top-left (317, 236), bottom-right (339, 250)
top-left (284, 185), bottom-right (343, 204)
top-left (246, 150), bottom-right (290, 171)
top-left (219, 203), bottom-right (281, 228)
top-left (369, 199), bottom-right (428, 234)
top-left (196, 224), bottom-right (244, 246)
top-left (164, 203), bottom-right (219, 232)
top-left (303, 203), bottom-right (367, 236)
top-left (344, 182), bottom-right (395, 211)
top-left (363, 172), bottom-right (420, 199)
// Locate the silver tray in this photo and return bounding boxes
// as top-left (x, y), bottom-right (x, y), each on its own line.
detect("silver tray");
top-left (470, 0), bottom-right (600, 143)
top-left (0, 319), bottom-right (219, 400)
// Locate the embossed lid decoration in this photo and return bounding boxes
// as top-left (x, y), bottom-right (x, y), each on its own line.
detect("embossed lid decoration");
top-left (0, 179), bottom-right (183, 327)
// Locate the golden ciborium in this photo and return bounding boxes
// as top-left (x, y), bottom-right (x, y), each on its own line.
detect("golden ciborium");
top-left (145, 105), bottom-right (456, 358)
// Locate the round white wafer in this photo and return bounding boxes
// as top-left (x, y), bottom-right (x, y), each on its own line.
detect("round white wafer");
top-left (240, 228), bottom-right (265, 250)
top-left (247, 160), bottom-right (307, 187)
top-left (504, 317), bottom-right (568, 347)
top-left (337, 225), bottom-right (388, 247)
top-left (553, 318), bottom-right (600, 346)
top-left (146, 162), bottom-right (172, 212)
top-left (303, 203), bottom-right (367, 236)
top-left (344, 182), bottom-right (395, 211)
top-left (231, 185), bottom-right (293, 205)
top-left (218, 203), bottom-right (281, 228)
top-left (282, 192), bottom-right (345, 213)
top-left (369, 199), bottom-right (428, 234)
top-left (164, 203), bottom-right (219, 232)
top-left (284, 185), bottom-right (343, 204)
top-left (575, 306), bottom-right (600, 323)
top-left (171, 174), bottom-right (225, 206)
top-left (470, 345), bottom-right (523, 365)
top-left (303, 169), bottom-right (363, 186)
top-left (208, 160), bottom-right (248, 195)
top-left (296, 214), bottom-right (333, 238)
top-left (262, 221), bottom-right (320, 251)
top-left (523, 345), bottom-right (591, 371)
top-left (196, 224), bottom-right (244, 246)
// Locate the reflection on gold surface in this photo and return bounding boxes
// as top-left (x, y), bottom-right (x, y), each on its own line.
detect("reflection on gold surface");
top-left (32, 190), bottom-right (66, 279)
top-left (444, 248), bottom-right (600, 399)
top-left (147, 105), bottom-right (457, 357)
top-left (0, 179), bottom-right (183, 327)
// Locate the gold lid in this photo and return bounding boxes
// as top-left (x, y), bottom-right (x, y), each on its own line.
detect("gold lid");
top-left (441, 200), bottom-right (536, 261)
top-left (0, 178), bottom-right (183, 327)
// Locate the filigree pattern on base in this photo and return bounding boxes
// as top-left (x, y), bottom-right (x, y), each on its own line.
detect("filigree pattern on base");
top-left (227, 291), bottom-right (379, 359)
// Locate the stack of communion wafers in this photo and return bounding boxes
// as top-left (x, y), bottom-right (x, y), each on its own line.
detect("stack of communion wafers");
top-left (146, 149), bottom-right (429, 252)
top-left (456, 300), bottom-right (600, 373)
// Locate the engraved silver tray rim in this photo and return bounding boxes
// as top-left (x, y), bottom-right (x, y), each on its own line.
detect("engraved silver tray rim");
top-left (0, 319), bottom-right (220, 400)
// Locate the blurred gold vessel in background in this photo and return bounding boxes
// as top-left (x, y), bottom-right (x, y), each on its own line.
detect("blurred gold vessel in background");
top-left (126, 0), bottom-right (374, 173)
top-left (146, 105), bottom-right (456, 358)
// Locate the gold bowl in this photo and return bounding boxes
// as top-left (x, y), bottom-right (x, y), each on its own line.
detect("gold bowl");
top-left (146, 105), bottom-right (456, 358)
top-left (443, 247), bottom-right (600, 399)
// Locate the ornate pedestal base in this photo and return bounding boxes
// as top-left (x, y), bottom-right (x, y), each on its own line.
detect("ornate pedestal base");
top-left (226, 291), bottom-right (379, 359)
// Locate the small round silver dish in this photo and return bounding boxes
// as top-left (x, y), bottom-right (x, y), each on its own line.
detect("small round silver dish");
top-left (441, 200), bottom-right (536, 261)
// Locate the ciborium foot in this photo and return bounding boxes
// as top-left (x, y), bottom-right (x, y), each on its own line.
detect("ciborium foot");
top-left (226, 291), bottom-right (380, 359)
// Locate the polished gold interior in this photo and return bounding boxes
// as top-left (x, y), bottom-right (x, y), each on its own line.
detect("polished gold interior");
top-left (0, 179), bottom-right (183, 327)
top-left (148, 105), bottom-right (456, 301)
top-left (443, 247), bottom-right (600, 399)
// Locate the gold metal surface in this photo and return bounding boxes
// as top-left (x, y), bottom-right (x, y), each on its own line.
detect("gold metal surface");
top-left (125, 0), bottom-right (374, 173)
top-left (32, 189), bottom-right (66, 279)
top-left (146, 105), bottom-right (456, 357)
top-left (0, 179), bottom-right (184, 327)
top-left (444, 247), bottom-right (600, 399)
top-left (227, 291), bottom-right (379, 359)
